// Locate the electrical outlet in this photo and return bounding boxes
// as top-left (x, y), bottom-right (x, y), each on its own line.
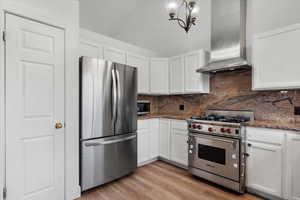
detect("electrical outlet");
top-left (179, 105), bottom-right (185, 111)
top-left (294, 107), bottom-right (300, 115)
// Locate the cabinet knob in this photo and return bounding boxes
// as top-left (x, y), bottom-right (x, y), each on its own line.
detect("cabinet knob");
top-left (247, 143), bottom-right (252, 147)
top-left (55, 122), bottom-right (64, 129)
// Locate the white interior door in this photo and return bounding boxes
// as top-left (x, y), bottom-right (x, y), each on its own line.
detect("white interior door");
top-left (5, 14), bottom-right (65, 200)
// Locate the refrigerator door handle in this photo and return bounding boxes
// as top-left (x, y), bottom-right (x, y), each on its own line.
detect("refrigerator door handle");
top-left (84, 135), bottom-right (136, 147)
top-left (115, 68), bottom-right (121, 123)
top-left (112, 68), bottom-right (117, 125)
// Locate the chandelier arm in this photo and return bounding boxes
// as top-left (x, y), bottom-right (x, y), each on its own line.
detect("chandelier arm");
top-left (169, 17), bottom-right (186, 28)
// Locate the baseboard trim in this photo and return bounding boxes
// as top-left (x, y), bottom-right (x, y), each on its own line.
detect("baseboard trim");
top-left (138, 157), bottom-right (158, 167)
top-left (158, 157), bottom-right (188, 170)
top-left (247, 187), bottom-right (283, 200)
top-left (72, 185), bottom-right (81, 200)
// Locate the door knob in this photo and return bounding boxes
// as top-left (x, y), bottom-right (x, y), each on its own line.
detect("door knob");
top-left (55, 122), bottom-right (63, 129)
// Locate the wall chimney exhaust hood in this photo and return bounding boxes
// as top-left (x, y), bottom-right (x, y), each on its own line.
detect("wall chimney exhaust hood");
top-left (197, 0), bottom-right (251, 73)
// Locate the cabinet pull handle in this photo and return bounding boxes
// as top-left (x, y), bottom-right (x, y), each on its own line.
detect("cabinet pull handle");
top-left (244, 153), bottom-right (250, 157)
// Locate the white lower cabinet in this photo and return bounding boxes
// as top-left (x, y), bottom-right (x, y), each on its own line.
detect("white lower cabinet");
top-left (159, 119), bottom-right (171, 159)
top-left (137, 119), bottom-right (160, 166)
top-left (137, 120), bottom-right (150, 164)
top-left (170, 120), bottom-right (188, 166)
top-left (246, 127), bottom-right (285, 198)
top-left (149, 119), bottom-right (159, 159)
top-left (247, 141), bottom-right (283, 197)
top-left (287, 134), bottom-right (300, 200)
top-left (137, 118), bottom-right (188, 167)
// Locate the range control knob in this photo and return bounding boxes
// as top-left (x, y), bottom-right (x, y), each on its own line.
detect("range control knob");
top-left (208, 127), bottom-right (213, 132)
top-left (220, 128), bottom-right (226, 133)
top-left (197, 125), bottom-right (202, 129)
top-left (192, 124), bottom-right (197, 129)
top-left (227, 129), bottom-right (232, 134)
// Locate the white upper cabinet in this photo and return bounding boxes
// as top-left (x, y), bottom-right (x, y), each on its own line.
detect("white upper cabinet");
top-left (253, 23), bottom-right (300, 90)
top-left (127, 53), bottom-right (150, 94)
top-left (169, 56), bottom-right (185, 94)
top-left (184, 50), bottom-right (210, 93)
top-left (104, 47), bottom-right (126, 64)
top-left (80, 41), bottom-right (104, 59)
top-left (287, 133), bottom-right (300, 200)
top-left (150, 58), bottom-right (169, 94)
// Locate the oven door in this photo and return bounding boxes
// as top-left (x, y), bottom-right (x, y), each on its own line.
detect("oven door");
top-left (189, 133), bottom-right (240, 181)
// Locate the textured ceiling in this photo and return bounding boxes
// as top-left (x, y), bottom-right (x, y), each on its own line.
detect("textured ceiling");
top-left (80, 0), bottom-right (211, 56)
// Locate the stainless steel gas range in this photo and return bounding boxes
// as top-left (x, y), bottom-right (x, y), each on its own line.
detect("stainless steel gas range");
top-left (187, 109), bottom-right (254, 193)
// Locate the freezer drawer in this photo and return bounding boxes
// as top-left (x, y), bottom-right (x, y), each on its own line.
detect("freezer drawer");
top-left (80, 133), bottom-right (137, 191)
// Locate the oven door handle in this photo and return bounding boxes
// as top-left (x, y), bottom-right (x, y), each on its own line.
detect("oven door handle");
top-left (190, 133), bottom-right (235, 144)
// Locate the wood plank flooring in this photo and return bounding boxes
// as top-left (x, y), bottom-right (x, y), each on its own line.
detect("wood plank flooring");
top-left (78, 161), bottom-right (263, 200)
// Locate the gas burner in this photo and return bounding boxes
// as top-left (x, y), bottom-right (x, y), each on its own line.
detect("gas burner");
top-left (190, 115), bottom-right (250, 124)
top-left (188, 110), bottom-right (254, 138)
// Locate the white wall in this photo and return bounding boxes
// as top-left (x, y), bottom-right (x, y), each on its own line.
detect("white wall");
top-left (80, 29), bottom-right (160, 57)
top-left (0, 0), bottom-right (80, 200)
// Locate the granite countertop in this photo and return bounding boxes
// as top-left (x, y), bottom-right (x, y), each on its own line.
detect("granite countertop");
top-left (138, 114), bottom-right (189, 121)
top-left (245, 120), bottom-right (300, 132)
top-left (138, 114), bottom-right (300, 132)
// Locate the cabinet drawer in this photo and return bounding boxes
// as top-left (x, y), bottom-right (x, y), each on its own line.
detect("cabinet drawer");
top-left (138, 120), bottom-right (150, 130)
top-left (171, 120), bottom-right (188, 132)
top-left (246, 127), bottom-right (285, 145)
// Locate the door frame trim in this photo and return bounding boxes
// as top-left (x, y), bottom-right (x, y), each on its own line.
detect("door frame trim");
top-left (0, 1), bottom-right (80, 200)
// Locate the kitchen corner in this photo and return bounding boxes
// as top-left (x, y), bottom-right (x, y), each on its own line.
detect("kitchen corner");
top-left (138, 69), bottom-right (300, 132)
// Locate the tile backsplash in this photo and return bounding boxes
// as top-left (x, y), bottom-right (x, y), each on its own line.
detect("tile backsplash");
top-left (139, 69), bottom-right (300, 122)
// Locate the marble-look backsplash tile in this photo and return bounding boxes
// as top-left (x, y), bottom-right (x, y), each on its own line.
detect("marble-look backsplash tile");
top-left (139, 70), bottom-right (300, 123)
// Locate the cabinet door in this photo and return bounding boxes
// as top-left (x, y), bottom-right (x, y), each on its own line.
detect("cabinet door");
top-left (137, 129), bottom-right (149, 164)
top-left (184, 51), bottom-right (209, 93)
top-left (159, 119), bottom-right (170, 159)
top-left (287, 134), bottom-right (300, 200)
top-left (170, 129), bottom-right (188, 166)
top-left (127, 53), bottom-right (150, 94)
top-left (246, 141), bottom-right (283, 197)
top-left (80, 41), bottom-right (103, 59)
top-left (149, 119), bottom-right (159, 159)
top-left (104, 47), bottom-right (126, 64)
top-left (150, 58), bottom-right (169, 94)
top-left (253, 24), bottom-right (300, 90)
top-left (169, 56), bottom-right (184, 94)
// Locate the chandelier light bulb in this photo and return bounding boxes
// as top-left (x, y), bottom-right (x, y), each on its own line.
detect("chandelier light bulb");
top-left (167, 2), bottom-right (178, 13)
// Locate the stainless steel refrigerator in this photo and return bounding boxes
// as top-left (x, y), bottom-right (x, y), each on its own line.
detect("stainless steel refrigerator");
top-left (79, 57), bottom-right (137, 191)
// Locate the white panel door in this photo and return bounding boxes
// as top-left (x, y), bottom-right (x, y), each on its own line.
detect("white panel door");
top-left (159, 119), bottom-right (170, 159)
top-left (150, 58), bottom-right (169, 94)
top-left (184, 51), bottom-right (209, 93)
top-left (104, 47), bottom-right (126, 64)
top-left (169, 56), bottom-right (184, 94)
top-left (149, 119), bottom-right (159, 159)
top-left (127, 53), bottom-right (150, 94)
top-left (287, 134), bottom-right (300, 200)
top-left (246, 141), bottom-right (283, 198)
top-left (5, 14), bottom-right (65, 200)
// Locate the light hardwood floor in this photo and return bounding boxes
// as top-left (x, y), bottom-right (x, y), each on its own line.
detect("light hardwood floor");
top-left (78, 161), bottom-right (263, 200)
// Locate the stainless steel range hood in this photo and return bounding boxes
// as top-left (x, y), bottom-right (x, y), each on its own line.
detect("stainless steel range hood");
top-left (197, 0), bottom-right (251, 73)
